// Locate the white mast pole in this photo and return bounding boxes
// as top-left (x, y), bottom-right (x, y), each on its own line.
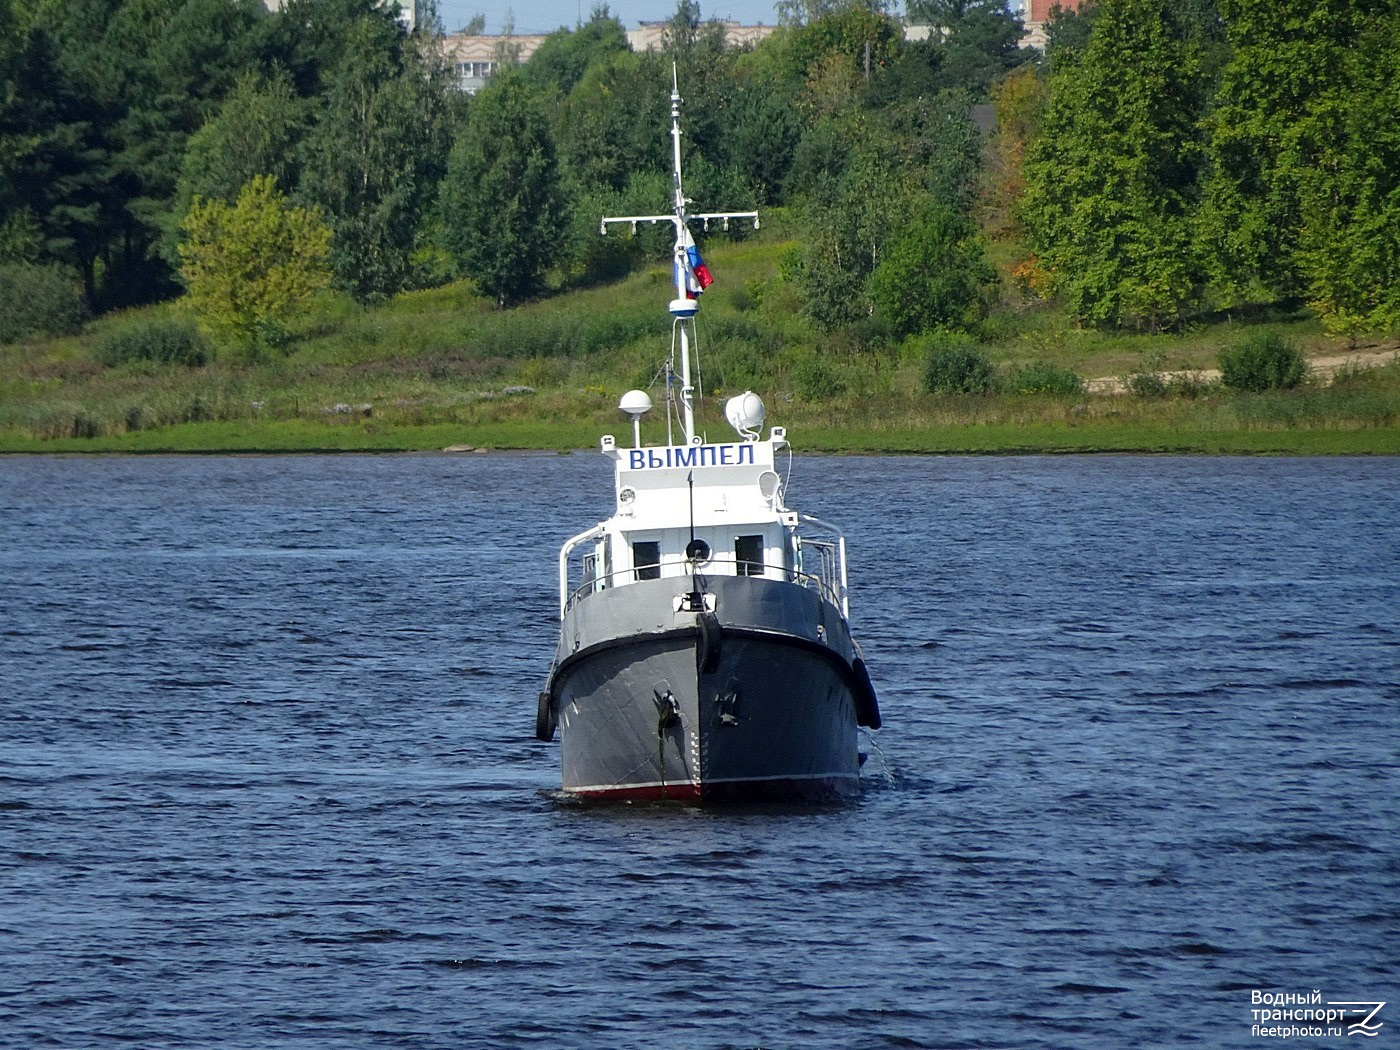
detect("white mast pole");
top-left (669, 71), bottom-right (698, 444)
top-left (597, 65), bottom-right (758, 449)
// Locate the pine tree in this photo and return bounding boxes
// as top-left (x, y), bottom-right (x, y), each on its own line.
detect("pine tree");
top-left (1296, 8), bottom-right (1400, 335)
top-left (1203, 0), bottom-right (1400, 333)
top-left (1020, 0), bottom-right (1206, 330)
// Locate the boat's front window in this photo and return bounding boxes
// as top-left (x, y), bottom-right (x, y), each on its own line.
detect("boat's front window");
top-left (735, 534), bottom-right (764, 577)
top-left (633, 540), bottom-right (661, 581)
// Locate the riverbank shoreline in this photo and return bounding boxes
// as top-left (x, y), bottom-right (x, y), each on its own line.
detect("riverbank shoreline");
top-left (4, 419), bottom-right (1398, 456)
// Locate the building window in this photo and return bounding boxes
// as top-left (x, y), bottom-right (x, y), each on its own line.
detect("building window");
top-left (735, 534), bottom-right (764, 577)
top-left (453, 60), bottom-right (499, 92)
top-left (633, 540), bottom-right (661, 581)
top-left (454, 61), bottom-right (497, 78)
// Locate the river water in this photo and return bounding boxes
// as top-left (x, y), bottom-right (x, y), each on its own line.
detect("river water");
top-left (2, 453), bottom-right (1396, 1048)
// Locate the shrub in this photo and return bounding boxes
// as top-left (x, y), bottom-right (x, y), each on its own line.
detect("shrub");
top-left (708, 341), bottom-right (769, 393)
top-left (1005, 360), bottom-right (1084, 396)
top-left (1330, 356), bottom-right (1400, 392)
top-left (469, 303), bottom-right (656, 359)
top-left (178, 175), bottom-right (331, 351)
top-left (95, 318), bottom-right (211, 367)
top-left (789, 347), bottom-right (847, 400)
top-left (870, 202), bottom-right (995, 338)
top-left (1125, 369), bottom-right (1169, 399)
top-left (1219, 332), bottom-right (1307, 392)
top-left (1165, 370), bottom-right (1216, 399)
top-left (921, 333), bottom-right (997, 395)
top-left (0, 263), bottom-right (90, 343)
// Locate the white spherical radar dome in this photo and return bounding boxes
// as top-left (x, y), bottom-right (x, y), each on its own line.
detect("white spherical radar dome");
top-left (618, 389), bottom-right (653, 419)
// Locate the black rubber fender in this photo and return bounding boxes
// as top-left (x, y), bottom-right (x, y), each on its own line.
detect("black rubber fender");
top-left (852, 657), bottom-right (881, 730)
top-left (696, 611), bottom-right (723, 675)
top-left (535, 689), bottom-right (557, 741)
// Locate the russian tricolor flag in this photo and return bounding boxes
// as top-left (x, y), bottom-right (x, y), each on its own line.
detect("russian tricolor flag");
top-left (678, 227), bottom-right (714, 298)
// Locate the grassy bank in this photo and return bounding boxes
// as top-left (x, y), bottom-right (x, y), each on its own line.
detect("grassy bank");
top-left (3, 233), bottom-right (1399, 455)
top-left (3, 418), bottom-right (1396, 456)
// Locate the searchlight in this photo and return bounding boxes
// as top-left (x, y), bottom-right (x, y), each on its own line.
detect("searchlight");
top-left (725, 391), bottom-right (765, 440)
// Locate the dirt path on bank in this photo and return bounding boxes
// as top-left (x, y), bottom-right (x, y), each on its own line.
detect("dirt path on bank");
top-left (1086, 344), bottom-right (1400, 394)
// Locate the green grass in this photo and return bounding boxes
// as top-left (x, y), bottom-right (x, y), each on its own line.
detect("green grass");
top-left (0, 418), bottom-right (608, 454)
top-left (801, 423), bottom-right (1400, 456)
top-left (3, 415), bottom-right (1394, 456)
top-left (2, 232), bottom-right (1398, 455)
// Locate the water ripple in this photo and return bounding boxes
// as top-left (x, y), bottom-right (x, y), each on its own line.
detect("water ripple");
top-left (1, 453), bottom-right (1397, 1049)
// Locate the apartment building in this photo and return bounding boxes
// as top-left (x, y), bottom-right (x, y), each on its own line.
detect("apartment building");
top-left (442, 20), bottom-right (777, 93)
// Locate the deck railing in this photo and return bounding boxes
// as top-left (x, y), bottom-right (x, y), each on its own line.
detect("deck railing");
top-left (561, 560), bottom-right (846, 617)
top-left (558, 518), bottom-right (850, 619)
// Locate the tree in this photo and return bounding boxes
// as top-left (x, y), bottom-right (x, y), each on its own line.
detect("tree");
top-left (783, 5), bottom-right (902, 84)
top-left (1020, 0), bottom-right (1206, 330)
top-left (935, 1), bottom-right (1032, 96)
top-left (563, 169), bottom-right (671, 288)
top-left (1294, 7), bottom-right (1400, 334)
top-left (712, 76), bottom-right (804, 205)
top-left (299, 17), bottom-right (457, 303)
top-left (178, 174), bottom-right (331, 351)
top-left (870, 198), bottom-right (994, 336)
top-left (1, 0), bottom-right (38, 261)
top-left (555, 51), bottom-right (667, 194)
top-left (259, 0), bottom-right (405, 97)
top-left (1198, 0), bottom-right (1315, 300)
top-left (775, 0), bottom-right (890, 29)
top-left (0, 0), bottom-right (23, 201)
top-left (167, 69), bottom-right (310, 267)
top-left (0, 19), bottom-right (115, 296)
top-left (661, 0), bottom-right (726, 63)
top-left (1201, 0), bottom-right (1398, 331)
top-left (905, 0), bottom-right (1032, 98)
top-left (889, 92), bottom-right (984, 208)
top-left (907, 0), bottom-right (978, 30)
top-left (784, 134), bottom-right (911, 329)
top-left (0, 0), bottom-right (271, 306)
top-left (1042, 0), bottom-right (1098, 65)
top-left (439, 73), bottom-right (567, 307)
top-left (177, 70), bottom-right (307, 208)
top-left (519, 7), bottom-right (628, 97)
top-left (94, 0), bottom-right (266, 305)
top-left (782, 51), bottom-right (989, 333)
top-left (981, 64), bottom-right (1048, 238)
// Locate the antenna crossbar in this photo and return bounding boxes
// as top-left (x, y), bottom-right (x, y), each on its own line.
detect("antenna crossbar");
top-left (599, 211), bottom-right (759, 232)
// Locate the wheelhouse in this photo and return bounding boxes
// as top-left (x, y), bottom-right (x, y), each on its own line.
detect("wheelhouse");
top-left (557, 428), bottom-right (850, 619)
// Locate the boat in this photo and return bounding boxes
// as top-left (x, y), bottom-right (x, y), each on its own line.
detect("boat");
top-left (535, 73), bottom-right (881, 802)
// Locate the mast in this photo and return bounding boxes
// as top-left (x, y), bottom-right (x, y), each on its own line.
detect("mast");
top-left (599, 67), bottom-right (758, 446)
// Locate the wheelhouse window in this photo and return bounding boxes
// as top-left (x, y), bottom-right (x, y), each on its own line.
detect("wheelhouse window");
top-left (735, 534), bottom-right (764, 577)
top-left (633, 540), bottom-right (661, 581)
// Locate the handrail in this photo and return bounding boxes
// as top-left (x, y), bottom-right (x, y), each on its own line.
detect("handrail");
top-left (558, 515), bottom-right (851, 619)
top-left (796, 514), bottom-right (849, 618)
top-left (561, 561), bottom-right (845, 618)
top-left (557, 524), bottom-right (606, 618)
